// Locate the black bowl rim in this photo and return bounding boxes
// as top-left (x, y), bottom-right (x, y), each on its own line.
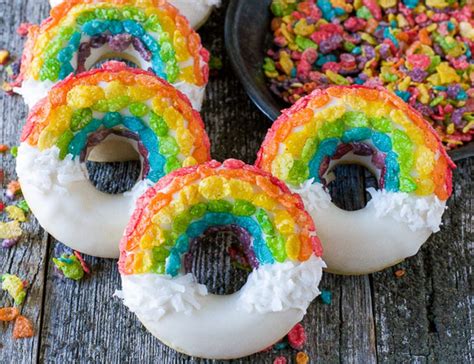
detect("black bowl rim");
top-left (224, 0), bottom-right (473, 162)
top-left (224, 0), bottom-right (280, 121)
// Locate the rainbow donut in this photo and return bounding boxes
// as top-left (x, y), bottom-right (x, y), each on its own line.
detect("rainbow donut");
top-left (16, 62), bottom-right (210, 258)
top-left (49, 0), bottom-right (221, 29)
top-left (256, 86), bottom-right (455, 275)
top-left (13, 0), bottom-right (209, 110)
top-left (117, 160), bottom-right (325, 359)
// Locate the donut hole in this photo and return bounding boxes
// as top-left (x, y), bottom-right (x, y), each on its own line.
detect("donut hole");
top-left (81, 36), bottom-right (149, 72)
top-left (88, 53), bottom-right (141, 70)
top-left (324, 145), bottom-right (380, 211)
top-left (183, 227), bottom-right (252, 295)
top-left (85, 133), bottom-right (142, 194)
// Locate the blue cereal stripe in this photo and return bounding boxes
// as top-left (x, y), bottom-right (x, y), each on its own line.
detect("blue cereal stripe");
top-left (65, 113), bottom-right (168, 182)
top-left (80, 19), bottom-right (167, 77)
top-left (165, 212), bottom-right (275, 276)
top-left (308, 129), bottom-right (401, 192)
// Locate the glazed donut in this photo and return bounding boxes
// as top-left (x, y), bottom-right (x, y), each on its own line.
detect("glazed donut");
top-left (12, 0), bottom-right (209, 110)
top-left (117, 160), bottom-right (325, 359)
top-left (49, 0), bottom-right (221, 29)
top-left (16, 62), bottom-right (210, 258)
top-left (256, 86), bottom-right (455, 275)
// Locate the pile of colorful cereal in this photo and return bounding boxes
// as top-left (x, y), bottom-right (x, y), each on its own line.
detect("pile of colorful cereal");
top-left (263, 0), bottom-right (474, 149)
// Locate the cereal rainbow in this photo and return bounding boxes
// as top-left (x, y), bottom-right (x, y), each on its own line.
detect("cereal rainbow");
top-left (119, 160), bottom-right (322, 276)
top-left (256, 86), bottom-right (455, 201)
top-left (20, 61), bottom-right (210, 182)
top-left (13, 0), bottom-right (209, 105)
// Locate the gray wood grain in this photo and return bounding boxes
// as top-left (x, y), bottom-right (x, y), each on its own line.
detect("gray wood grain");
top-left (0, 1), bottom-right (472, 364)
top-left (0, 1), bottom-right (51, 363)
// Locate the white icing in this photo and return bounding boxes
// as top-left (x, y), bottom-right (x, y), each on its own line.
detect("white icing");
top-left (366, 187), bottom-right (446, 233)
top-left (16, 143), bottom-right (152, 258)
top-left (292, 182), bottom-right (446, 274)
top-left (118, 255), bottom-right (324, 359)
top-left (118, 273), bottom-right (208, 321)
top-left (174, 81), bottom-right (206, 111)
top-left (238, 255), bottom-right (326, 313)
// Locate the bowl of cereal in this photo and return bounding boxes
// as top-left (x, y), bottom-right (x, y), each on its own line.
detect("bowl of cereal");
top-left (225, 0), bottom-right (474, 160)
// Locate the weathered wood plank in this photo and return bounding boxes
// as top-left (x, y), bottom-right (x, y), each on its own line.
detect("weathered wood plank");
top-left (0, 1), bottom-right (51, 363)
top-left (372, 157), bottom-right (473, 363)
top-left (0, 1), bottom-right (472, 363)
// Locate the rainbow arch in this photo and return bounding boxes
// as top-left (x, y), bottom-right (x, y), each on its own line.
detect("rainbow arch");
top-left (13, 0), bottom-right (208, 89)
top-left (21, 62), bottom-right (210, 182)
top-left (119, 160), bottom-right (322, 276)
top-left (256, 86), bottom-right (455, 201)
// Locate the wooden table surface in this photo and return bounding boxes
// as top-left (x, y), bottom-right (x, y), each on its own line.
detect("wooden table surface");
top-left (0, 1), bottom-right (472, 363)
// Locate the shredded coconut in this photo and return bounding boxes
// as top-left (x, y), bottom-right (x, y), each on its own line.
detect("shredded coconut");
top-left (117, 273), bottom-right (208, 322)
top-left (118, 256), bottom-right (325, 320)
top-left (16, 144), bottom-right (87, 195)
top-left (238, 255), bottom-right (326, 314)
top-left (14, 78), bottom-right (53, 109)
top-left (366, 188), bottom-right (446, 233)
top-left (291, 179), bottom-right (331, 210)
top-left (292, 179), bottom-right (446, 233)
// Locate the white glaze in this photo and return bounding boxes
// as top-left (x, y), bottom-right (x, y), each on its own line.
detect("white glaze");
top-left (49, 0), bottom-right (220, 29)
top-left (292, 180), bottom-right (446, 275)
top-left (118, 256), bottom-right (325, 359)
top-left (16, 143), bottom-right (152, 258)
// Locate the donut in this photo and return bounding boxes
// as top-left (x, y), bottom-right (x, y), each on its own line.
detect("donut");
top-left (49, 0), bottom-right (221, 29)
top-left (16, 62), bottom-right (211, 258)
top-left (117, 159), bottom-right (325, 359)
top-left (12, 0), bottom-right (209, 110)
top-left (256, 86), bottom-right (455, 275)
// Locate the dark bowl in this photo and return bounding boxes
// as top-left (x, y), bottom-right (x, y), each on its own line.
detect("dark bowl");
top-left (224, 0), bottom-right (473, 161)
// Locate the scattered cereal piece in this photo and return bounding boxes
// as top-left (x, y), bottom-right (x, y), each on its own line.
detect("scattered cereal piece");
top-left (320, 289), bottom-right (332, 305)
top-left (17, 200), bottom-right (30, 213)
top-left (2, 82), bottom-right (13, 93)
top-left (287, 323), bottom-right (307, 350)
top-left (6, 180), bottom-right (21, 199)
top-left (5, 205), bottom-right (26, 222)
top-left (394, 269), bottom-right (406, 278)
top-left (16, 23), bottom-right (31, 37)
top-left (0, 221), bottom-right (22, 239)
top-left (273, 356), bottom-right (287, 364)
top-left (73, 251), bottom-right (91, 275)
top-left (295, 351), bottom-right (310, 364)
top-left (10, 146), bottom-right (18, 158)
top-left (0, 50), bottom-right (9, 66)
top-left (0, 144), bottom-right (9, 153)
top-left (2, 238), bottom-right (19, 249)
top-left (1, 274), bottom-right (27, 305)
top-left (0, 307), bottom-right (19, 321)
top-left (209, 56), bottom-right (223, 70)
top-left (13, 315), bottom-right (35, 339)
top-left (52, 254), bottom-right (85, 281)
top-left (274, 341), bottom-right (288, 350)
